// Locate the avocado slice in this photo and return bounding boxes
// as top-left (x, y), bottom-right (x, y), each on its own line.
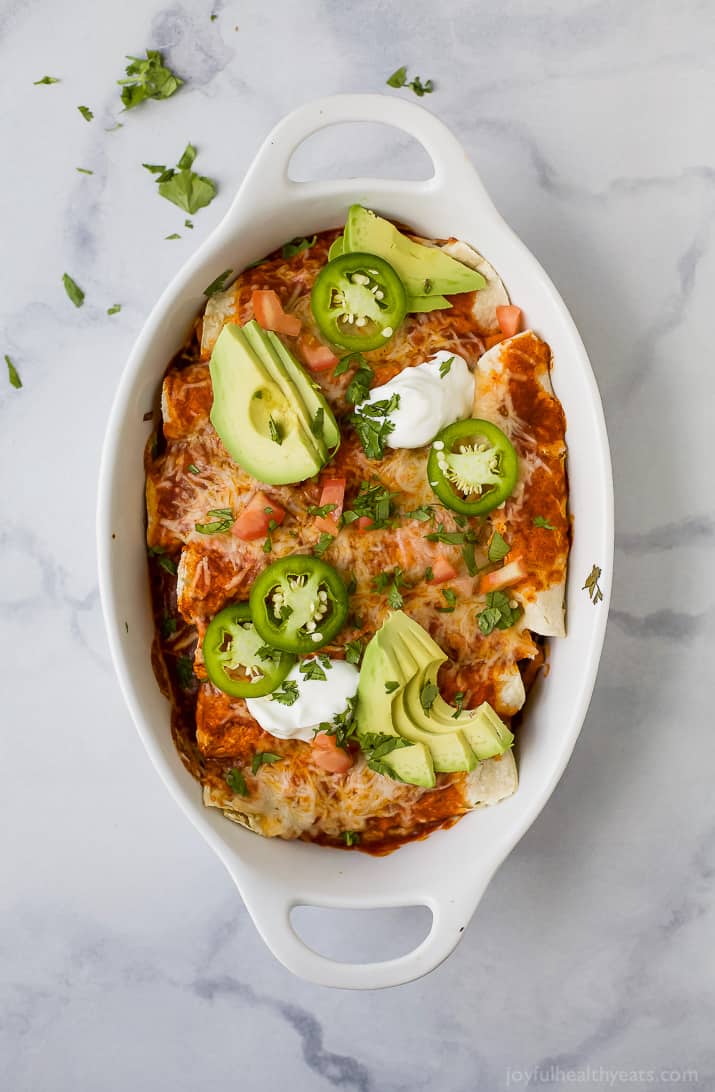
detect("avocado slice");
top-left (343, 205), bottom-right (487, 299)
top-left (242, 321), bottom-right (328, 464)
top-left (328, 235), bottom-right (344, 260)
top-left (264, 330), bottom-right (340, 453)
top-left (381, 741), bottom-right (435, 788)
top-left (209, 324), bottom-right (323, 484)
top-left (406, 294), bottom-right (452, 313)
top-left (392, 689), bottom-right (477, 772)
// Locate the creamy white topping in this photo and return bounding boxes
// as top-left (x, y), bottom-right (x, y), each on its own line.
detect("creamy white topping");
top-left (245, 658), bottom-right (359, 742)
top-left (359, 350), bottom-right (474, 449)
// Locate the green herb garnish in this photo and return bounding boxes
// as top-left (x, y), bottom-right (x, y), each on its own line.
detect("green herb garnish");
top-left (452, 692), bottom-right (465, 719)
top-left (477, 591), bottom-right (521, 635)
top-left (343, 479), bottom-right (396, 530)
top-left (76, 167), bottom-right (93, 175)
top-left (5, 355), bottom-right (22, 389)
top-left (62, 273), bottom-right (85, 308)
top-left (307, 501), bottom-right (337, 519)
top-left (203, 269), bottom-right (233, 297)
top-left (117, 50), bottom-right (183, 110)
top-left (488, 531), bottom-right (511, 563)
top-left (317, 695), bottom-right (358, 749)
top-left (165, 233), bottom-right (181, 240)
top-left (439, 355), bottom-right (455, 378)
top-left (344, 639), bottom-right (363, 666)
top-left (107, 304), bottom-right (121, 316)
top-left (300, 658), bottom-right (329, 682)
top-left (386, 67), bottom-right (434, 97)
top-left (34, 76), bottom-right (60, 85)
top-left (436, 588), bottom-right (457, 613)
top-left (187, 463), bottom-right (200, 474)
top-left (583, 564), bottom-right (604, 605)
top-left (161, 613), bottom-right (177, 638)
top-left (271, 680), bottom-right (300, 706)
top-left (225, 767), bottom-right (249, 796)
top-left (533, 515), bottom-right (555, 530)
top-left (77, 105), bottom-right (94, 122)
top-left (251, 752), bottom-right (282, 775)
top-left (314, 532), bottom-right (335, 558)
top-left (351, 394), bottom-right (398, 459)
top-left (342, 830), bottom-right (360, 846)
top-left (373, 567), bottom-right (409, 609)
top-left (148, 546), bottom-right (178, 575)
top-left (404, 505), bottom-right (435, 523)
top-left (419, 680), bottom-right (439, 716)
top-left (194, 508), bottom-right (234, 534)
top-left (268, 416), bottom-right (282, 445)
top-left (282, 236), bottom-right (317, 259)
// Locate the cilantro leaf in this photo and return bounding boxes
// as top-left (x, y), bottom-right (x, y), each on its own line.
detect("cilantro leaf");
top-left (300, 659), bottom-right (328, 682)
top-left (436, 588), bottom-right (457, 613)
top-left (439, 355), bottom-right (455, 378)
top-left (225, 767), bottom-right (249, 796)
top-left (5, 355), bottom-right (22, 389)
top-left (351, 394), bottom-right (399, 459)
top-left (251, 752), bottom-right (282, 775)
top-left (583, 564), bottom-right (604, 604)
top-left (314, 531), bottom-right (334, 558)
top-left (344, 639), bottom-right (363, 666)
top-left (310, 408), bottom-right (324, 439)
top-left (404, 505), bottom-right (435, 523)
top-left (203, 269), bottom-right (233, 297)
top-left (452, 692), bottom-right (465, 719)
top-left (533, 515), bottom-right (555, 530)
top-left (165, 233), bottom-right (181, 240)
top-left (317, 695), bottom-right (358, 749)
top-left (268, 416), bottom-right (282, 445)
top-left (176, 142), bottom-right (196, 169)
top-left (282, 236), bottom-right (317, 259)
top-left (343, 479), bottom-right (396, 529)
top-left (271, 680), bottom-right (299, 706)
top-left (420, 680), bottom-right (438, 716)
top-left (194, 507), bottom-right (234, 534)
top-left (107, 304), bottom-right (121, 315)
top-left (408, 76), bottom-right (434, 97)
top-left (175, 655), bottom-right (194, 689)
top-left (117, 50), bottom-right (183, 110)
top-left (359, 731), bottom-right (411, 779)
top-left (34, 76), bottom-right (60, 85)
top-left (185, 219), bottom-right (194, 229)
top-left (77, 105), bottom-right (93, 122)
top-left (76, 167), bottom-right (93, 175)
top-left (159, 167), bottom-right (216, 214)
top-left (345, 358), bottom-right (375, 405)
top-left (62, 273), bottom-right (85, 308)
top-left (384, 680), bottom-right (400, 694)
top-left (187, 463), bottom-right (200, 474)
top-left (487, 531), bottom-right (511, 563)
top-left (477, 591), bottom-right (521, 635)
top-left (307, 501), bottom-right (337, 519)
top-left (342, 830), bottom-right (360, 846)
top-left (386, 66), bottom-right (407, 88)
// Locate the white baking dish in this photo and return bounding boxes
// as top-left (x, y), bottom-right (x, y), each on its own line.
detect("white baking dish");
top-left (97, 94), bottom-right (613, 990)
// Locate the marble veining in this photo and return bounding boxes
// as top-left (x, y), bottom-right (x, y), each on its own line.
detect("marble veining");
top-left (1, 0), bottom-right (713, 1089)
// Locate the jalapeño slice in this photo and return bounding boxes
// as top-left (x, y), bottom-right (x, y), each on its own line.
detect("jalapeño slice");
top-left (311, 253), bottom-right (407, 351)
top-left (427, 418), bottom-right (519, 516)
top-left (202, 602), bottom-right (295, 698)
top-left (249, 556), bottom-right (349, 653)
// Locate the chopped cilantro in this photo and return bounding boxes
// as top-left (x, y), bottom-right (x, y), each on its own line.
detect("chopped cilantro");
top-left (386, 66), bottom-right (434, 96)
top-left (359, 731), bottom-right (410, 779)
top-left (317, 695), bottom-right (358, 749)
top-left (477, 591), bottom-right (521, 635)
top-left (282, 236), bottom-right (317, 259)
top-left (107, 304), bottom-right (121, 315)
top-left (386, 66), bottom-right (408, 88)
top-left (225, 767), bottom-right (249, 796)
top-left (452, 692), bottom-right (465, 719)
top-left (62, 273), bottom-right (85, 308)
top-left (343, 480), bottom-right (396, 529)
top-left (271, 680), bottom-right (299, 706)
top-left (404, 505), bottom-right (435, 523)
top-left (76, 167), bottom-right (93, 175)
top-left (185, 219), bottom-right (194, 229)
top-left (77, 105), bottom-right (94, 122)
top-left (342, 830), bottom-right (360, 846)
top-left (194, 508), bottom-right (234, 534)
top-left (436, 587), bottom-right (457, 613)
top-left (34, 75), bottom-right (60, 85)
top-left (148, 546), bottom-right (178, 575)
top-left (344, 639), bottom-right (363, 666)
top-left (384, 680), bottom-right (399, 694)
top-left (176, 143), bottom-right (196, 169)
top-left (424, 565), bottom-right (434, 582)
top-left (251, 752), bottom-right (282, 775)
top-left (187, 463), bottom-right (200, 474)
top-left (203, 269), bottom-right (233, 296)
top-left (307, 501), bottom-right (337, 518)
top-left (351, 394), bottom-right (399, 459)
top-left (5, 355), bottom-right (22, 389)
top-left (165, 233), bottom-right (181, 240)
top-left (314, 531), bottom-right (334, 558)
top-left (533, 515), bottom-right (555, 530)
top-left (487, 531), bottom-right (511, 563)
top-left (373, 567), bottom-right (409, 608)
top-left (161, 613), bottom-right (177, 638)
top-left (439, 355), bottom-right (455, 378)
top-left (419, 680), bottom-right (438, 716)
top-left (117, 50), bottom-right (183, 110)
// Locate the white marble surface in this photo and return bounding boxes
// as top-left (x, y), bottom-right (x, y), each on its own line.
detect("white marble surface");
top-left (2, 0), bottom-right (713, 1087)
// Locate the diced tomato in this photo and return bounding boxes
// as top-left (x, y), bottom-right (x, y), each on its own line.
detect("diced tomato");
top-left (429, 555), bottom-right (459, 583)
top-left (232, 491), bottom-right (286, 541)
top-left (313, 478), bottom-right (346, 534)
top-left (298, 332), bottom-right (338, 372)
top-left (312, 732), bottom-right (353, 773)
top-left (496, 305), bottom-right (522, 338)
top-left (355, 516), bottom-right (374, 532)
top-left (252, 289), bottom-right (301, 337)
top-left (479, 556), bottom-right (528, 593)
top-left (483, 333), bottom-right (506, 350)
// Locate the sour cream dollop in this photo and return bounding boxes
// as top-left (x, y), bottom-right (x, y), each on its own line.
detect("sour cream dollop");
top-left (245, 658), bottom-right (359, 742)
top-left (359, 350), bottom-right (474, 449)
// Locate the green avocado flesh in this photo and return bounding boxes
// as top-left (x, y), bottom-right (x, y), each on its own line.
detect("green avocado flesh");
top-left (343, 205), bottom-right (486, 300)
top-left (356, 611), bottom-right (513, 787)
top-left (209, 322), bottom-right (339, 485)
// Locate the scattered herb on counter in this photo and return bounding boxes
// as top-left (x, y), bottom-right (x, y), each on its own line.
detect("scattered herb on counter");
top-left (34, 75), bottom-right (60, 85)
top-left (210, 13), bottom-right (218, 21)
top-left (386, 66), bottom-right (434, 97)
top-left (436, 588), bottom-right (457, 613)
top-left (487, 531), bottom-right (511, 563)
top-left (225, 767), bottom-right (249, 796)
top-left (184, 219), bottom-right (194, 229)
top-left (145, 143), bottom-right (217, 215)
top-left (175, 655), bottom-right (195, 689)
top-left (5, 355), bottom-right (22, 389)
top-left (462, 541), bottom-right (477, 576)
top-left (533, 515), bottom-right (555, 530)
top-left (271, 680), bottom-right (300, 706)
top-left (77, 105), bottom-right (94, 122)
top-left (342, 830), bottom-right (360, 846)
top-left (76, 167), bottom-right (93, 175)
top-left (117, 50), bottom-right (183, 110)
top-left (424, 565), bottom-right (434, 582)
top-left (107, 304), bottom-right (121, 315)
top-left (62, 273), bottom-right (85, 308)
top-left (268, 416), bottom-right (282, 445)
top-left (203, 269), bottom-right (233, 297)
top-left (345, 358), bottom-right (375, 405)
top-left (105, 121), bottom-right (123, 132)
top-left (420, 680), bottom-right (439, 716)
top-left (251, 752), bottom-right (282, 775)
top-left (583, 564), bottom-right (604, 605)
top-left (282, 236), bottom-right (317, 259)
top-left (477, 590), bottom-right (521, 635)
top-left (165, 233), bottom-right (181, 240)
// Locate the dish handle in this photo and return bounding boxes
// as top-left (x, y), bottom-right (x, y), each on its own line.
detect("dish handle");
top-left (234, 865), bottom-right (494, 990)
top-left (232, 92), bottom-right (495, 208)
